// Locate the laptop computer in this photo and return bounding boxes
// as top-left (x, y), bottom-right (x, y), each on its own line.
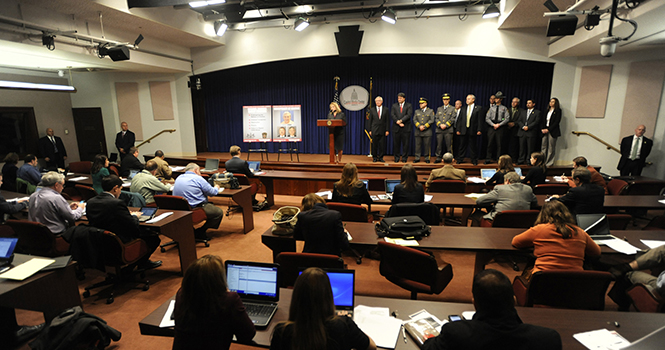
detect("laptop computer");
top-left (514, 167), bottom-right (522, 177)
top-left (128, 169), bottom-right (139, 180)
top-left (298, 268), bottom-right (355, 317)
top-left (201, 158), bottom-right (220, 173)
top-left (0, 237), bottom-right (19, 272)
top-left (385, 179), bottom-right (400, 195)
top-left (138, 207), bottom-right (159, 222)
top-left (360, 179), bottom-right (369, 189)
top-left (248, 161), bottom-right (261, 173)
top-left (480, 169), bottom-right (496, 180)
top-left (225, 260), bottom-right (280, 328)
top-left (576, 214), bottom-right (615, 240)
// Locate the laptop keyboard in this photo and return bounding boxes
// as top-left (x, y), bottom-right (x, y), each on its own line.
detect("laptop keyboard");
top-left (245, 303), bottom-right (275, 317)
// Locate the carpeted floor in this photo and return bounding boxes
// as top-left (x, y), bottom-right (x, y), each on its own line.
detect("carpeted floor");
top-left (12, 193), bottom-right (642, 350)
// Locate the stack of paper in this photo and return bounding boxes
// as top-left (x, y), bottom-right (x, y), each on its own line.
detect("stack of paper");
top-left (147, 212), bottom-right (174, 224)
top-left (467, 177), bottom-right (486, 184)
top-left (354, 305), bottom-right (403, 349)
top-left (384, 237), bottom-right (420, 246)
top-left (315, 190), bottom-right (332, 200)
top-left (0, 258), bottom-right (55, 280)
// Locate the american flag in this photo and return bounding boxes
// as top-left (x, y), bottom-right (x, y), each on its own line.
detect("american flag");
top-left (333, 76), bottom-right (340, 104)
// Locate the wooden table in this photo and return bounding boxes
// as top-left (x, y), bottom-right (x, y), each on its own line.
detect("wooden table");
top-left (138, 210), bottom-right (196, 274)
top-left (0, 262), bottom-right (82, 322)
top-left (139, 288), bottom-right (665, 349)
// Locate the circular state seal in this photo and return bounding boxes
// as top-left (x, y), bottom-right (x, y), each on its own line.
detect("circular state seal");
top-left (340, 85), bottom-right (369, 111)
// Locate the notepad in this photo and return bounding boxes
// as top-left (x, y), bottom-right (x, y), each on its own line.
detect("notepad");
top-left (573, 329), bottom-right (630, 350)
top-left (354, 305), bottom-right (402, 349)
top-left (146, 212), bottom-right (173, 224)
top-left (315, 190), bottom-right (332, 199)
top-left (0, 257), bottom-right (55, 280)
top-left (160, 300), bottom-right (176, 328)
top-left (68, 176), bottom-right (89, 181)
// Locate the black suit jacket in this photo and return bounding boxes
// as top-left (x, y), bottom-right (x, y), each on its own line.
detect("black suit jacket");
top-left (618, 135), bottom-right (653, 171)
top-left (391, 102), bottom-right (413, 134)
top-left (368, 105), bottom-right (390, 135)
top-left (455, 104), bottom-right (482, 136)
top-left (120, 154), bottom-right (144, 177)
top-left (556, 183), bottom-right (605, 216)
top-left (38, 136), bottom-right (67, 159)
top-left (225, 157), bottom-right (253, 178)
top-left (391, 183), bottom-right (425, 204)
top-left (115, 130), bottom-right (136, 155)
top-left (86, 192), bottom-right (142, 243)
top-left (517, 109), bottom-right (541, 137)
top-left (540, 108), bottom-right (562, 138)
top-left (293, 203), bottom-right (348, 256)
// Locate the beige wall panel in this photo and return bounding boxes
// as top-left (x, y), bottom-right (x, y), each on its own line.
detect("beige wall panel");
top-left (149, 81), bottom-right (175, 121)
top-left (576, 65), bottom-right (613, 118)
top-left (115, 82), bottom-right (144, 141)
top-left (620, 60), bottom-right (665, 140)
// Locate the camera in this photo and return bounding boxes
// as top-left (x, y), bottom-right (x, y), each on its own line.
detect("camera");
top-left (600, 36), bottom-right (618, 57)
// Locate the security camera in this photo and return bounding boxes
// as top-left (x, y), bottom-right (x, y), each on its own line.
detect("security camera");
top-left (600, 36), bottom-right (618, 57)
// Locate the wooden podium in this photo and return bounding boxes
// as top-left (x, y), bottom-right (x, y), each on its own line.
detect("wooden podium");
top-left (317, 119), bottom-right (346, 164)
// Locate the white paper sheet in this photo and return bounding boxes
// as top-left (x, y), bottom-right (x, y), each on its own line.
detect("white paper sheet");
top-left (640, 240), bottom-right (665, 249)
top-left (384, 237), bottom-right (419, 246)
top-left (354, 305), bottom-right (402, 349)
top-left (315, 190), bottom-right (332, 199)
top-left (461, 311), bottom-right (476, 320)
top-left (604, 239), bottom-right (640, 255)
top-left (159, 300), bottom-right (176, 328)
top-left (658, 199), bottom-right (665, 205)
top-left (68, 176), bottom-right (88, 181)
top-left (424, 195), bottom-right (433, 202)
top-left (573, 329), bottom-right (630, 350)
top-left (7, 197), bottom-right (30, 203)
top-left (170, 166), bottom-right (186, 172)
top-left (146, 212), bottom-right (174, 224)
top-left (0, 258), bottom-right (55, 280)
top-left (464, 193), bottom-right (485, 200)
top-left (466, 177), bottom-right (486, 184)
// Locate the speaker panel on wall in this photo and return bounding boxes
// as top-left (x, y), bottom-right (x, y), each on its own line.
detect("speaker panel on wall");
top-left (335, 25), bottom-right (364, 57)
top-left (107, 46), bottom-right (130, 62)
top-left (546, 17), bottom-right (578, 37)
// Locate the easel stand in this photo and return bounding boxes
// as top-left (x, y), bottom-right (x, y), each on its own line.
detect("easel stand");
top-left (246, 142), bottom-right (269, 161)
top-left (276, 141), bottom-right (300, 162)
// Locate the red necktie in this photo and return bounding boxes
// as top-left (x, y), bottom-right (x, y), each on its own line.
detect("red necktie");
top-left (378, 107), bottom-right (381, 119)
top-left (400, 104), bottom-right (403, 113)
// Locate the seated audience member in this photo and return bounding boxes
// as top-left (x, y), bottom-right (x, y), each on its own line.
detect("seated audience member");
top-left (472, 172), bottom-right (537, 225)
top-left (270, 267), bottom-right (376, 350)
top-left (485, 154), bottom-right (515, 186)
top-left (173, 255), bottom-right (255, 350)
top-left (551, 168), bottom-right (604, 216)
top-left (512, 200), bottom-right (600, 276)
top-left (392, 164), bottom-right (425, 204)
top-left (225, 145), bottom-right (259, 205)
top-left (173, 163), bottom-right (223, 239)
top-left (294, 194), bottom-right (349, 256)
top-left (422, 269), bottom-right (561, 350)
top-left (28, 172), bottom-right (85, 235)
top-left (562, 156), bottom-right (608, 194)
top-left (1, 152), bottom-right (19, 192)
top-left (120, 147), bottom-right (144, 177)
top-left (150, 150), bottom-right (173, 181)
top-left (521, 152), bottom-right (547, 187)
top-left (130, 160), bottom-right (172, 205)
top-left (86, 175), bottom-right (161, 269)
top-left (425, 152), bottom-right (466, 189)
top-left (0, 175), bottom-right (29, 223)
top-left (331, 163), bottom-right (372, 206)
top-left (17, 154), bottom-right (41, 186)
top-left (91, 154), bottom-right (110, 194)
top-left (608, 245), bottom-right (665, 311)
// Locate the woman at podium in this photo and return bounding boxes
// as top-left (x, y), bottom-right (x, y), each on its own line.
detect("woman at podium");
top-left (328, 102), bottom-right (346, 164)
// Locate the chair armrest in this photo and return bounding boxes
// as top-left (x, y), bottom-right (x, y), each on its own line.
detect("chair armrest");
top-left (512, 276), bottom-right (529, 306)
top-left (627, 283), bottom-right (665, 313)
top-left (122, 239), bottom-right (149, 264)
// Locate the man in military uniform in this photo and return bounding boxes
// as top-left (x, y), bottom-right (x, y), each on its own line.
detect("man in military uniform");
top-left (434, 93), bottom-right (455, 163)
top-left (413, 97), bottom-right (435, 163)
top-left (484, 91), bottom-right (510, 164)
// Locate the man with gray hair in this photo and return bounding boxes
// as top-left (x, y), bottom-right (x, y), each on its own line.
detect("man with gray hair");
top-left (130, 160), bottom-right (172, 204)
top-left (551, 167), bottom-right (604, 216)
top-left (173, 163), bottom-right (223, 239)
top-left (472, 171), bottom-right (537, 226)
top-left (368, 96), bottom-right (390, 162)
top-left (28, 171), bottom-right (85, 235)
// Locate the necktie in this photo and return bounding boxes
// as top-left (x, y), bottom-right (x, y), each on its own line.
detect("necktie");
top-left (466, 106), bottom-right (472, 128)
top-left (630, 137), bottom-right (640, 160)
top-left (526, 110), bottom-right (531, 122)
top-left (400, 103), bottom-right (403, 113)
top-left (378, 107), bottom-right (381, 119)
top-left (51, 137), bottom-right (58, 152)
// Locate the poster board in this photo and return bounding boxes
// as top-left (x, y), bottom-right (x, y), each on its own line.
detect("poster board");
top-left (273, 105), bottom-right (302, 142)
top-left (242, 105), bottom-right (272, 142)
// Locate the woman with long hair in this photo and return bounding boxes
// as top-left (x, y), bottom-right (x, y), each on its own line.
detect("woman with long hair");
top-left (294, 194), bottom-right (348, 256)
top-left (521, 152), bottom-right (547, 187)
top-left (1, 153), bottom-right (20, 192)
top-left (327, 102), bottom-right (346, 164)
top-left (270, 267), bottom-right (376, 350)
top-left (332, 163), bottom-right (372, 205)
top-left (512, 200), bottom-right (600, 276)
top-left (173, 255), bottom-right (255, 350)
top-left (392, 164), bottom-right (424, 204)
top-left (485, 154), bottom-right (515, 186)
top-left (540, 97), bottom-right (562, 166)
top-left (90, 154), bottom-right (110, 194)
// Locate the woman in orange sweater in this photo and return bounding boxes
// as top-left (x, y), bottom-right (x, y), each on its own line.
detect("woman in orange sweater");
top-left (512, 200), bottom-right (601, 275)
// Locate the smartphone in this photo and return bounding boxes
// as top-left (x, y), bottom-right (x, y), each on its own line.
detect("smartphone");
top-left (448, 315), bottom-right (463, 322)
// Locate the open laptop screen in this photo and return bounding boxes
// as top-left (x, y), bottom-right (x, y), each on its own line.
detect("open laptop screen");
top-left (0, 238), bottom-right (18, 259)
top-left (226, 261), bottom-right (279, 301)
top-left (298, 269), bottom-right (355, 309)
top-left (248, 161), bottom-right (261, 172)
top-left (204, 158), bottom-right (220, 171)
top-left (385, 180), bottom-right (401, 194)
top-left (480, 169), bottom-right (495, 180)
top-left (128, 169), bottom-right (139, 179)
top-left (514, 168), bottom-right (522, 176)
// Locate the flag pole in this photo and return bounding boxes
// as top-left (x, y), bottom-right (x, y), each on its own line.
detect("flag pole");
top-left (366, 77), bottom-right (373, 157)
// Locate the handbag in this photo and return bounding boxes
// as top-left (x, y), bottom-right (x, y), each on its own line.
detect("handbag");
top-left (209, 172), bottom-right (240, 189)
top-left (272, 206), bottom-right (300, 236)
top-left (375, 215), bottom-right (431, 240)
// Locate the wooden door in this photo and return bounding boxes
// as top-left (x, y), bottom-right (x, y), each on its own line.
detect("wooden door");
top-left (72, 108), bottom-right (107, 162)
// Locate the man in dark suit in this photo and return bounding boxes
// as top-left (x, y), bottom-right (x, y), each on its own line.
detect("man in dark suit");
top-left (368, 96), bottom-right (390, 162)
top-left (552, 168), bottom-right (604, 217)
top-left (391, 92), bottom-right (413, 163)
top-left (517, 99), bottom-right (541, 164)
top-left (422, 269), bottom-right (562, 350)
top-left (225, 145), bottom-right (259, 205)
top-left (120, 147), bottom-right (144, 177)
top-left (115, 121), bottom-right (135, 160)
top-left (86, 175), bottom-right (161, 269)
top-left (618, 125), bottom-right (652, 176)
top-left (455, 94), bottom-right (482, 165)
top-left (505, 97), bottom-right (524, 162)
top-left (38, 128), bottom-right (67, 170)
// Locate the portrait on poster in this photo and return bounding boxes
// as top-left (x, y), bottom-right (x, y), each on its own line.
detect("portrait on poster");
top-left (273, 105), bottom-right (301, 142)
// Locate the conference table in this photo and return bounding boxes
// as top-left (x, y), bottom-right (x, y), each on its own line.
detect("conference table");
top-left (0, 261), bottom-right (82, 322)
top-left (262, 223), bottom-right (665, 275)
top-left (138, 288), bottom-right (665, 349)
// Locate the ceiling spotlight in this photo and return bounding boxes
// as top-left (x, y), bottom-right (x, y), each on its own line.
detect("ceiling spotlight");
top-left (190, 0), bottom-right (225, 8)
top-left (214, 21), bottom-right (228, 37)
top-left (294, 17), bottom-right (310, 32)
top-left (42, 33), bottom-right (55, 51)
top-left (482, 2), bottom-right (501, 19)
top-left (57, 70), bottom-right (65, 77)
top-left (381, 9), bottom-right (396, 24)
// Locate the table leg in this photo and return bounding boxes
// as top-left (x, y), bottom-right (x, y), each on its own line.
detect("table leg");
top-left (461, 208), bottom-right (473, 225)
top-left (160, 215), bottom-right (197, 274)
top-left (261, 177), bottom-right (275, 207)
top-left (232, 187), bottom-right (254, 233)
top-left (261, 235), bottom-right (296, 262)
top-left (474, 251), bottom-right (494, 276)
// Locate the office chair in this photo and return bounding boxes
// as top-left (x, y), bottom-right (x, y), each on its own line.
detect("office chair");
top-left (75, 184), bottom-right (98, 201)
top-left (377, 241), bottom-right (453, 300)
top-left (533, 184), bottom-right (569, 195)
top-left (626, 283), bottom-right (665, 313)
top-left (385, 202), bottom-right (441, 226)
top-left (513, 270), bottom-right (613, 310)
top-left (153, 195), bottom-right (210, 251)
top-left (479, 210), bottom-right (540, 271)
top-left (607, 213), bottom-right (632, 230)
top-left (82, 230), bottom-right (150, 304)
top-left (5, 220), bottom-right (69, 257)
top-left (68, 161), bottom-right (92, 174)
top-left (276, 252), bottom-right (345, 288)
top-left (607, 179), bottom-right (629, 195)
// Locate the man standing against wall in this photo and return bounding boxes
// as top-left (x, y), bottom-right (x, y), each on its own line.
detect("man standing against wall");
top-left (38, 128), bottom-right (67, 170)
top-left (517, 99), bottom-right (541, 165)
top-left (618, 125), bottom-right (652, 176)
top-left (115, 121), bottom-right (135, 161)
top-left (505, 97), bottom-right (524, 162)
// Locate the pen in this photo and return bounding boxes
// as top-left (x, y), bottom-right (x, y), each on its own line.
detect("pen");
top-left (402, 324), bottom-right (407, 343)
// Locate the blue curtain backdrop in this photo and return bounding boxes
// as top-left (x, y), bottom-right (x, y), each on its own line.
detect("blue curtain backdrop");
top-left (200, 54), bottom-right (554, 155)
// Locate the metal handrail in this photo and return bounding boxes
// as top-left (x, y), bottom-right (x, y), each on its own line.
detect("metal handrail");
top-left (572, 131), bottom-right (620, 153)
top-left (136, 129), bottom-right (176, 148)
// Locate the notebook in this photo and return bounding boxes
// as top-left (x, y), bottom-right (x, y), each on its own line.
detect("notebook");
top-left (138, 207), bottom-right (159, 222)
top-left (577, 214), bottom-right (614, 240)
top-left (248, 161), bottom-right (261, 173)
top-left (0, 237), bottom-right (18, 269)
top-left (299, 268), bottom-right (355, 317)
top-left (201, 158), bottom-right (220, 173)
top-left (385, 179), bottom-right (401, 195)
top-left (225, 260), bottom-right (280, 328)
